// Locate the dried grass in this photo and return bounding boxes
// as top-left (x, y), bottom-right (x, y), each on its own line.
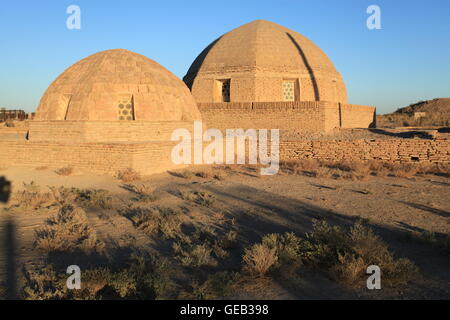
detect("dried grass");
top-left (116, 168), bottom-right (141, 183)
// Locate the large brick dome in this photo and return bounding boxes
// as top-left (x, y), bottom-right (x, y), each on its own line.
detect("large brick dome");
top-left (36, 49), bottom-right (201, 121)
top-left (184, 20), bottom-right (347, 104)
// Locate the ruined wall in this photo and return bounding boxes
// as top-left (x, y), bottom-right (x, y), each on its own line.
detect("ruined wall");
top-left (340, 104), bottom-right (376, 128)
top-left (280, 139), bottom-right (450, 163)
top-left (28, 121), bottom-right (195, 143)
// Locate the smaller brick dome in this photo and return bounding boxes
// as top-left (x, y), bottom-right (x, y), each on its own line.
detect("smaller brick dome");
top-left (36, 49), bottom-right (201, 121)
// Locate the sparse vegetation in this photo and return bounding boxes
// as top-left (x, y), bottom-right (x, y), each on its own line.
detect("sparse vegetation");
top-left (243, 243), bottom-right (278, 276)
top-left (179, 271), bottom-right (239, 299)
top-left (300, 220), bottom-right (419, 287)
top-left (172, 225), bottom-right (235, 268)
top-left (3, 160), bottom-right (447, 300)
top-left (22, 251), bottom-right (173, 300)
top-left (240, 220), bottom-right (419, 288)
top-left (12, 189), bottom-right (55, 210)
top-left (281, 159), bottom-right (450, 180)
top-left (126, 183), bottom-right (159, 202)
top-left (179, 190), bottom-right (215, 207)
top-left (116, 168), bottom-right (141, 183)
top-left (34, 204), bottom-right (104, 253)
top-left (123, 206), bottom-right (183, 239)
top-left (55, 166), bottom-right (74, 176)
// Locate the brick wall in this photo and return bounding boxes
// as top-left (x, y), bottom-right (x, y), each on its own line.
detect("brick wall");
top-left (198, 101), bottom-right (376, 132)
top-left (340, 104), bottom-right (376, 128)
top-left (0, 140), bottom-right (189, 174)
top-left (0, 137), bottom-right (448, 176)
top-left (280, 139), bottom-right (450, 163)
top-left (198, 101), bottom-right (332, 132)
top-left (28, 121), bottom-right (195, 142)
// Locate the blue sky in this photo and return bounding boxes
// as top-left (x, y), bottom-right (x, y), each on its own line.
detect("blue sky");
top-left (0, 0), bottom-right (449, 114)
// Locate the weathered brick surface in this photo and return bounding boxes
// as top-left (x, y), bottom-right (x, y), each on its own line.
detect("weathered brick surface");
top-left (35, 49), bottom-right (201, 122)
top-left (0, 140), bottom-right (189, 174)
top-left (280, 139), bottom-right (450, 163)
top-left (198, 101), bottom-right (376, 132)
top-left (28, 121), bottom-right (196, 142)
top-left (0, 138), bottom-right (447, 176)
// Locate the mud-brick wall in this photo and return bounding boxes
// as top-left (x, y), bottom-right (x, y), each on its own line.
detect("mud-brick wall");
top-left (280, 139), bottom-right (450, 163)
top-left (28, 121), bottom-right (195, 143)
top-left (198, 101), bottom-right (331, 132)
top-left (198, 101), bottom-right (376, 132)
top-left (0, 140), bottom-right (188, 174)
top-left (340, 104), bottom-right (376, 129)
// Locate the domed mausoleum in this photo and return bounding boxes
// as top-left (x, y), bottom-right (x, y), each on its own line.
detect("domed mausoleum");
top-left (184, 20), bottom-right (375, 132)
top-left (21, 49), bottom-right (202, 174)
top-left (184, 20), bottom-right (346, 104)
top-left (37, 49), bottom-right (200, 121)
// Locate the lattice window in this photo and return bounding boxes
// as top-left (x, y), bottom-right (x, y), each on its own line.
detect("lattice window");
top-left (117, 96), bottom-right (135, 120)
top-left (282, 81), bottom-right (295, 102)
top-left (221, 79), bottom-right (230, 102)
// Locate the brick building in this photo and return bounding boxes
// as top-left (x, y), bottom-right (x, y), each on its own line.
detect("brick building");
top-left (184, 20), bottom-right (376, 131)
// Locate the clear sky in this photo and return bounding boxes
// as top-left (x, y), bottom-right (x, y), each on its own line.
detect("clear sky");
top-left (0, 0), bottom-right (449, 114)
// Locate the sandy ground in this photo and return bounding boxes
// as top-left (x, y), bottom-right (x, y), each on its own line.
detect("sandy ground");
top-left (0, 165), bottom-right (449, 299)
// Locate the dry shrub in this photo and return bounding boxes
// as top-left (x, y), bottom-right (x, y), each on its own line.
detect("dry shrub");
top-left (179, 271), bottom-right (239, 299)
top-left (195, 170), bottom-right (211, 179)
top-left (116, 168), bottom-right (141, 183)
top-left (243, 243), bottom-right (278, 276)
top-left (13, 190), bottom-right (55, 210)
top-left (219, 230), bottom-right (238, 249)
top-left (174, 170), bottom-right (195, 179)
top-left (22, 266), bottom-right (66, 300)
top-left (418, 162), bottom-right (450, 177)
top-left (49, 187), bottom-right (113, 209)
top-left (35, 166), bottom-right (49, 171)
top-left (55, 166), bottom-right (73, 176)
top-left (125, 206), bottom-right (182, 239)
top-left (22, 251), bottom-right (173, 300)
top-left (127, 183), bottom-right (159, 202)
top-left (324, 160), bottom-right (372, 180)
top-left (385, 162), bottom-right (419, 178)
top-left (348, 161), bottom-right (372, 180)
top-left (194, 191), bottom-right (215, 207)
top-left (76, 189), bottom-right (113, 209)
top-left (301, 220), bottom-right (419, 287)
top-left (261, 232), bottom-right (302, 266)
top-left (173, 225), bottom-right (235, 267)
top-left (173, 242), bottom-right (217, 268)
top-left (367, 160), bottom-right (390, 177)
top-left (48, 186), bottom-right (78, 207)
top-left (179, 190), bottom-right (215, 207)
top-left (281, 159), bottom-right (319, 176)
top-left (281, 159), bottom-right (373, 180)
top-left (35, 204), bottom-right (104, 253)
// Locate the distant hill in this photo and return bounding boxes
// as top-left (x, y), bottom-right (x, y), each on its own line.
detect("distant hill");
top-left (377, 98), bottom-right (450, 127)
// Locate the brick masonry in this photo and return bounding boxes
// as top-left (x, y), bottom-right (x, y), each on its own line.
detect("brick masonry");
top-left (28, 121), bottom-right (196, 143)
top-left (0, 137), bottom-right (447, 175)
top-left (280, 139), bottom-right (450, 163)
top-left (198, 101), bottom-right (376, 132)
